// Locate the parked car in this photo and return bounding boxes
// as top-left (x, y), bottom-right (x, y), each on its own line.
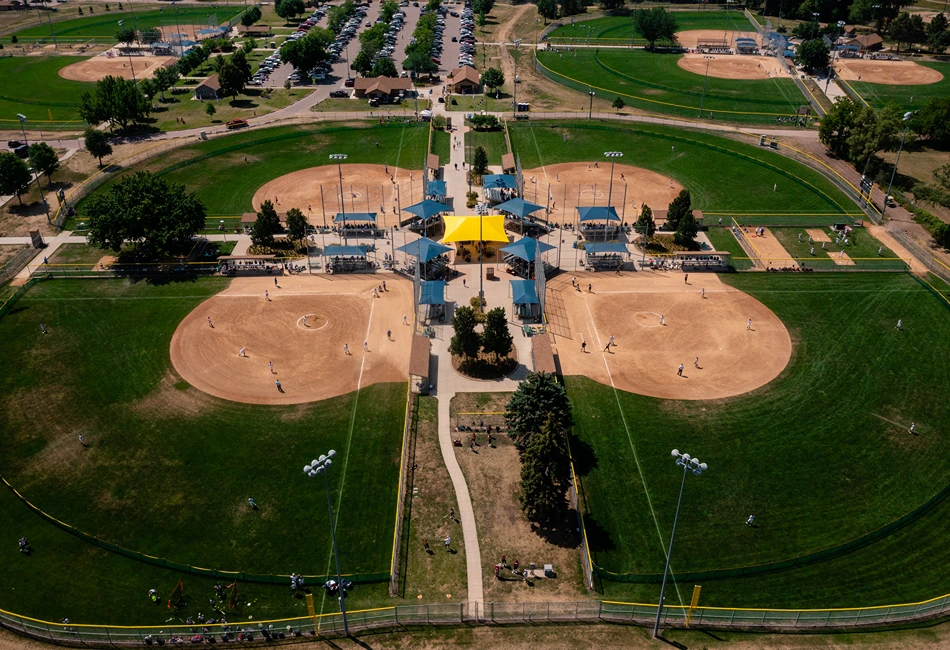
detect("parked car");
top-left (330, 90), bottom-right (349, 98)
top-left (7, 140), bottom-right (22, 149)
top-left (226, 119), bottom-right (249, 130)
top-left (344, 77), bottom-right (355, 87)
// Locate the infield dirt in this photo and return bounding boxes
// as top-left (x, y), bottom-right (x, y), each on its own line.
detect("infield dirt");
top-left (677, 54), bottom-right (786, 80)
top-left (835, 59), bottom-right (943, 85)
top-left (57, 55), bottom-right (176, 82)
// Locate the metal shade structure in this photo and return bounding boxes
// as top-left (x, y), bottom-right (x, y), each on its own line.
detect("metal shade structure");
top-left (482, 174), bottom-right (518, 189)
top-left (500, 237), bottom-right (555, 261)
top-left (584, 243), bottom-right (628, 254)
top-left (419, 280), bottom-right (446, 305)
top-left (576, 206), bottom-right (621, 222)
top-left (402, 199), bottom-right (451, 220)
top-left (426, 180), bottom-right (447, 198)
top-left (394, 237), bottom-right (452, 263)
top-left (333, 212), bottom-right (377, 223)
top-left (494, 197), bottom-right (545, 218)
top-left (510, 279), bottom-right (540, 304)
top-left (323, 245), bottom-right (368, 257)
top-left (442, 216), bottom-right (508, 243)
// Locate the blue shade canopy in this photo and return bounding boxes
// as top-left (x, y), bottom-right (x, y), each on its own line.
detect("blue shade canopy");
top-left (334, 212), bottom-right (377, 223)
top-left (420, 281), bottom-right (446, 305)
top-left (403, 199), bottom-right (451, 219)
top-left (511, 279), bottom-right (540, 305)
top-left (482, 174), bottom-right (517, 189)
top-left (427, 180), bottom-right (447, 196)
top-left (394, 237), bottom-right (453, 263)
top-left (323, 245), bottom-right (368, 256)
top-left (585, 243), bottom-right (628, 254)
top-left (500, 237), bottom-right (556, 262)
top-left (494, 197), bottom-right (545, 218)
top-left (576, 206), bottom-right (621, 222)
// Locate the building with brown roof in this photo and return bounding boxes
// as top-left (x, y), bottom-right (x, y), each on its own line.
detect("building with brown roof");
top-left (447, 66), bottom-right (481, 94)
top-left (237, 25), bottom-right (272, 36)
top-left (353, 77), bottom-right (414, 102)
top-left (194, 74), bottom-right (221, 100)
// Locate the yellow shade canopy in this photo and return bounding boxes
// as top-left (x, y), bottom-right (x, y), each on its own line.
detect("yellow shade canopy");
top-left (441, 216), bottom-right (509, 243)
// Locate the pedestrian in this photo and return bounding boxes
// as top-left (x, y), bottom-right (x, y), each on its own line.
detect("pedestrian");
top-left (808, 235), bottom-right (813, 244)
top-left (747, 318), bottom-right (752, 330)
top-left (449, 507), bottom-right (455, 520)
top-left (581, 341), bottom-right (587, 353)
top-left (839, 250), bottom-right (845, 259)
top-left (423, 539), bottom-right (430, 552)
top-left (701, 288), bottom-right (705, 299)
top-left (303, 315), bottom-right (308, 327)
top-left (444, 536), bottom-right (451, 550)
top-left (909, 421), bottom-right (916, 434)
top-left (694, 356), bottom-right (699, 368)
top-left (677, 363), bottom-right (684, 376)
top-left (501, 554), bottom-right (507, 568)
top-left (773, 183), bottom-right (777, 192)
top-left (588, 283), bottom-right (592, 293)
top-left (469, 440), bottom-right (475, 452)
top-left (79, 434), bottom-right (87, 447)
top-left (269, 361), bottom-right (274, 373)
top-left (382, 280), bottom-right (387, 291)
top-left (513, 559), bottom-right (520, 574)
top-left (609, 335), bottom-right (615, 347)
top-left (660, 314), bottom-right (665, 326)
top-left (798, 233), bottom-right (802, 242)
top-left (239, 347), bottom-right (246, 357)
top-left (344, 343), bottom-right (350, 355)
top-left (669, 179), bottom-right (673, 189)
top-left (375, 140), bottom-right (379, 148)
top-left (274, 277), bottom-right (278, 286)
top-left (264, 290), bottom-right (269, 301)
top-left (684, 273), bottom-right (688, 284)
top-left (40, 323), bottom-right (47, 334)
top-left (746, 514), bottom-right (755, 526)
top-left (494, 564), bottom-right (501, 578)
top-left (671, 145), bottom-right (675, 153)
top-left (403, 314), bottom-right (408, 325)
top-left (275, 380), bottom-right (283, 393)
top-left (587, 164), bottom-right (590, 171)
top-left (363, 340), bottom-right (368, 351)
top-left (620, 173), bottom-right (625, 181)
top-left (571, 276), bottom-right (576, 287)
top-left (822, 242), bottom-right (826, 250)
top-left (897, 319), bottom-right (902, 329)
top-left (878, 247), bottom-right (882, 256)
top-left (248, 497), bottom-right (257, 509)
top-left (387, 329), bottom-right (392, 340)
top-left (207, 316), bottom-right (213, 328)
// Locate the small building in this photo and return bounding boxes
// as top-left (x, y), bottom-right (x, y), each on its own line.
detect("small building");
top-left (735, 37), bottom-right (758, 54)
top-left (195, 74), bottom-right (221, 100)
top-left (150, 42), bottom-right (174, 56)
top-left (353, 77), bottom-right (414, 102)
top-left (851, 33), bottom-right (883, 53)
top-left (0, 0), bottom-right (26, 10)
top-left (238, 25), bottom-right (272, 37)
top-left (501, 153), bottom-right (516, 174)
top-left (196, 26), bottom-right (230, 41)
top-left (447, 66), bottom-right (481, 94)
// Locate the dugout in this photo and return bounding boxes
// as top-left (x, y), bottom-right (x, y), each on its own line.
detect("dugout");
top-left (736, 37), bottom-right (758, 54)
top-left (577, 206), bottom-right (621, 241)
top-left (420, 280), bottom-right (446, 320)
top-left (335, 212), bottom-right (384, 239)
top-left (323, 245), bottom-right (372, 274)
top-left (495, 197), bottom-right (548, 236)
top-left (510, 279), bottom-right (541, 320)
top-left (583, 242), bottom-right (629, 271)
top-left (500, 237), bottom-right (556, 279)
top-left (217, 254), bottom-right (279, 275)
top-left (402, 199), bottom-right (450, 237)
top-left (395, 236), bottom-right (453, 280)
top-left (674, 250), bottom-right (731, 270)
top-left (409, 334), bottom-right (431, 394)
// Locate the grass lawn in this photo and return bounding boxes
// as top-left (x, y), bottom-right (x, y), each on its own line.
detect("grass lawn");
top-left (703, 226), bottom-right (753, 270)
top-left (150, 87), bottom-right (309, 132)
top-left (11, 6), bottom-right (244, 42)
top-left (311, 97), bottom-right (428, 114)
top-left (568, 273), bottom-right (950, 605)
top-left (509, 121), bottom-right (857, 217)
top-left (46, 242), bottom-right (116, 266)
top-left (71, 122), bottom-right (429, 222)
top-left (770, 225), bottom-right (902, 269)
top-left (431, 128), bottom-right (450, 163)
top-left (844, 61), bottom-right (950, 112)
top-left (537, 49), bottom-right (808, 125)
top-left (0, 56), bottom-right (94, 125)
top-left (466, 129), bottom-right (508, 167)
top-left (547, 10), bottom-right (758, 44)
top-left (446, 93), bottom-right (512, 113)
top-left (0, 278), bottom-right (405, 623)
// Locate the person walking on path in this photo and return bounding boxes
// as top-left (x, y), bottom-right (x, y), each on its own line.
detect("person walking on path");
top-left (275, 380), bottom-right (283, 393)
top-left (382, 280), bottom-right (387, 291)
top-left (588, 283), bottom-right (592, 293)
top-left (448, 507), bottom-right (455, 521)
top-left (207, 317), bottom-right (214, 328)
top-left (910, 421), bottom-right (916, 434)
top-left (603, 340), bottom-right (611, 352)
top-left (677, 363), bottom-right (684, 376)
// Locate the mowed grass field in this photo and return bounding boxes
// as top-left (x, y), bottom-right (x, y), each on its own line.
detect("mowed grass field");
top-left (0, 56), bottom-right (94, 125)
top-left (547, 10), bottom-right (754, 45)
top-left (842, 61), bottom-right (950, 113)
top-left (11, 6), bottom-right (243, 42)
top-left (568, 273), bottom-right (950, 607)
top-left (508, 121), bottom-right (857, 217)
top-left (537, 49), bottom-right (807, 123)
top-left (0, 278), bottom-right (405, 623)
top-left (70, 122), bottom-right (429, 224)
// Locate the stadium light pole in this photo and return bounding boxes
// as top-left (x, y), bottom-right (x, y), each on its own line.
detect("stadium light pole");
top-left (330, 154), bottom-right (348, 244)
top-left (653, 449), bottom-right (707, 639)
top-left (17, 114), bottom-right (52, 227)
top-left (303, 452), bottom-right (349, 638)
top-left (880, 112), bottom-right (914, 223)
top-left (604, 151), bottom-right (622, 211)
top-left (588, 89), bottom-right (595, 120)
top-left (698, 55), bottom-right (714, 118)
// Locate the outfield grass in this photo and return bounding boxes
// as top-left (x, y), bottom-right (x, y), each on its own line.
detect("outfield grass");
top-left (509, 121), bottom-right (856, 217)
top-left (0, 278), bottom-right (405, 622)
top-left (431, 128), bottom-right (450, 163)
top-left (12, 6), bottom-right (243, 42)
top-left (466, 129), bottom-right (508, 167)
top-left (568, 273), bottom-right (950, 596)
top-left (537, 49), bottom-right (808, 124)
top-left (547, 10), bottom-right (756, 45)
top-left (0, 56), bottom-right (94, 124)
top-left (843, 61), bottom-right (950, 112)
top-left (71, 122), bottom-right (429, 223)
top-left (703, 226), bottom-right (753, 270)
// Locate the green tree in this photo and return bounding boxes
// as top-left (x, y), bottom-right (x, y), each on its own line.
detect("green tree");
top-left (83, 128), bottom-right (113, 167)
top-left (139, 78), bottom-right (157, 103)
top-left (505, 371), bottom-right (572, 454)
top-left (217, 52), bottom-right (251, 100)
top-left (251, 200), bottom-right (282, 246)
top-left (370, 56), bottom-right (398, 78)
top-left (473, 0), bottom-right (493, 15)
top-left (909, 97), bottom-right (950, 145)
top-left (472, 145), bottom-right (489, 176)
top-left (537, 0), bottom-right (557, 21)
top-left (280, 28), bottom-right (333, 75)
top-left (674, 209), bottom-right (699, 247)
top-left (205, 102), bottom-right (216, 120)
top-left (847, 103), bottom-right (903, 166)
top-left (635, 203), bottom-right (656, 238)
top-left (0, 152), bottom-right (32, 206)
top-left (476, 11), bottom-right (487, 26)
top-left (481, 306), bottom-right (513, 361)
top-left (890, 12), bottom-right (925, 51)
top-left (139, 27), bottom-right (161, 44)
top-left (403, 49), bottom-right (439, 74)
top-left (241, 5), bottom-right (262, 26)
top-left (819, 96), bottom-right (861, 159)
top-left (559, 0), bottom-right (581, 17)
top-left (285, 207), bottom-right (308, 240)
top-left (635, 7), bottom-right (678, 48)
top-left (28, 142), bottom-right (59, 187)
top-left (519, 414), bottom-right (572, 528)
top-left (449, 305), bottom-right (481, 361)
top-left (612, 96), bottom-right (625, 111)
top-left (78, 76), bottom-right (151, 130)
top-left (934, 161), bottom-right (950, 191)
top-left (115, 25), bottom-right (136, 45)
top-left (599, 0), bottom-right (623, 10)
top-left (352, 49), bottom-right (374, 75)
top-left (469, 113), bottom-right (500, 130)
top-left (276, 0), bottom-right (305, 20)
top-left (665, 189), bottom-right (691, 232)
top-left (84, 171), bottom-right (206, 256)
top-left (480, 67), bottom-right (504, 93)
top-left (380, 0), bottom-right (399, 23)
top-left (926, 13), bottom-right (949, 53)
top-left (152, 64), bottom-right (180, 102)
top-left (796, 38), bottom-right (830, 72)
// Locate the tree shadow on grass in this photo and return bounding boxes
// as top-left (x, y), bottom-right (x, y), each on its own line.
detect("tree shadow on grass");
top-left (582, 512), bottom-right (615, 554)
top-left (229, 99), bottom-right (261, 110)
top-left (568, 433), bottom-right (598, 477)
top-left (530, 508), bottom-right (582, 549)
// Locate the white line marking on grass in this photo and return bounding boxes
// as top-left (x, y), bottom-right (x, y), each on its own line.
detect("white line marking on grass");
top-left (528, 124), bottom-right (548, 182)
top-left (582, 294), bottom-right (684, 606)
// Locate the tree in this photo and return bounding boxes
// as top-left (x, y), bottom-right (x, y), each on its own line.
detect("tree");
top-left (481, 307), bottom-right (513, 362)
top-left (370, 56), bottom-right (398, 78)
top-left (403, 49), bottom-right (439, 74)
top-left (612, 97), bottom-right (625, 112)
top-left (79, 76), bottom-right (151, 130)
top-left (205, 102), bottom-right (216, 120)
top-left (469, 113), bottom-right (500, 130)
top-left (152, 64), bottom-right (179, 102)
top-left (285, 207), bottom-right (308, 240)
top-left (276, 0), bottom-right (305, 21)
top-left (139, 78), bottom-right (158, 103)
top-left (472, 145), bottom-right (489, 176)
top-left (674, 209), bottom-right (699, 247)
top-left (519, 414), bottom-right (572, 527)
top-left (559, 0), bottom-right (581, 17)
top-left (505, 371), bottom-right (572, 454)
top-left (83, 128), bottom-right (113, 167)
top-left (115, 25), bottom-right (136, 45)
top-left (139, 27), bottom-right (162, 44)
top-left (352, 49), bottom-right (374, 75)
top-left (890, 12), bottom-right (925, 51)
top-left (635, 7), bottom-right (678, 48)
top-left (0, 152), bottom-right (32, 205)
top-left (909, 97), bottom-right (950, 145)
top-left (251, 200), bottom-right (281, 246)
top-left (537, 0), bottom-right (557, 21)
top-left (665, 189), bottom-right (691, 232)
top-left (241, 5), bottom-right (262, 26)
top-left (819, 96), bottom-right (861, 159)
top-left (635, 203), bottom-right (656, 238)
top-left (796, 38), bottom-right (830, 72)
top-left (28, 143), bottom-right (59, 187)
top-left (473, 0), bottom-right (493, 15)
top-left (599, 0), bottom-right (623, 10)
top-left (480, 67), bottom-right (504, 93)
top-left (218, 51), bottom-right (252, 100)
top-left (449, 305), bottom-right (481, 361)
top-left (380, 0), bottom-right (399, 23)
top-left (926, 12), bottom-right (949, 53)
top-left (934, 162), bottom-right (950, 191)
top-left (280, 28), bottom-right (333, 76)
top-left (847, 103), bottom-right (903, 166)
top-left (84, 171), bottom-right (206, 256)
top-left (476, 11), bottom-right (487, 26)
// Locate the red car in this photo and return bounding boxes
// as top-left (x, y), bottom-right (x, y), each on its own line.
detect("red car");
top-left (226, 119), bottom-right (249, 130)
top-left (344, 77), bottom-right (355, 88)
